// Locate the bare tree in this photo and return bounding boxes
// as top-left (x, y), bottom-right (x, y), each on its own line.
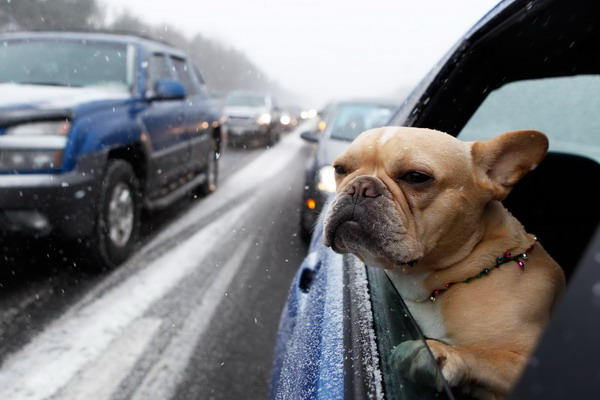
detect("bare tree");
top-left (0, 0), bottom-right (102, 32)
top-left (0, 1), bottom-right (302, 105)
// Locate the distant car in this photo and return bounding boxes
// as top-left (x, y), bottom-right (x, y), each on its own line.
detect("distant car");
top-left (278, 110), bottom-right (297, 132)
top-left (223, 91), bottom-right (281, 147)
top-left (272, 0), bottom-right (600, 398)
top-left (299, 100), bottom-right (396, 238)
top-left (0, 31), bottom-right (224, 268)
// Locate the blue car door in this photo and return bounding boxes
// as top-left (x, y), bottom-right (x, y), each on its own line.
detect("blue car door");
top-left (169, 56), bottom-right (212, 173)
top-left (140, 52), bottom-right (190, 198)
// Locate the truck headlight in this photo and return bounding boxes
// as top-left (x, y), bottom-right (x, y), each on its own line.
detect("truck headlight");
top-left (5, 120), bottom-right (71, 136)
top-left (316, 165), bottom-right (336, 193)
top-left (257, 113), bottom-right (272, 125)
top-left (0, 120), bottom-right (70, 171)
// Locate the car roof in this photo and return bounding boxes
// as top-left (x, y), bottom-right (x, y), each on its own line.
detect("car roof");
top-left (0, 30), bottom-right (185, 57)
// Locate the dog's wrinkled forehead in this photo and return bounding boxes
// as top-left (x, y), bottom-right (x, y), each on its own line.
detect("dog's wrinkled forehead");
top-left (337, 127), bottom-right (471, 176)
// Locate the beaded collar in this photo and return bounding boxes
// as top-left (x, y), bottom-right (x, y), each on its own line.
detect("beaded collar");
top-left (409, 236), bottom-right (538, 304)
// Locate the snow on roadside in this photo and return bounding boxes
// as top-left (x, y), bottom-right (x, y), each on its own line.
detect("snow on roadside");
top-left (0, 200), bottom-right (252, 400)
top-left (129, 237), bottom-right (256, 400)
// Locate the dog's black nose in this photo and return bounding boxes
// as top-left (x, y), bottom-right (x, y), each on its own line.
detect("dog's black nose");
top-left (345, 177), bottom-right (382, 200)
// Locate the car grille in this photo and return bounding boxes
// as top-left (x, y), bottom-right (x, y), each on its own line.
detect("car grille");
top-left (226, 115), bottom-right (255, 126)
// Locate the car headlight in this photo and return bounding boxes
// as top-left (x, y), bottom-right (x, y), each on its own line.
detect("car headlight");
top-left (0, 120), bottom-right (70, 171)
top-left (316, 165), bottom-right (336, 193)
top-left (280, 115), bottom-right (291, 125)
top-left (257, 113), bottom-right (272, 125)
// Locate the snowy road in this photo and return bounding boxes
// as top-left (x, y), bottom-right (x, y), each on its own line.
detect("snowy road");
top-left (0, 126), bottom-right (313, 399)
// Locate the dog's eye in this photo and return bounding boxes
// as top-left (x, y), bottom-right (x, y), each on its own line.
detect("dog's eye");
top-left (334, 164), bottom-right (347, 175)
top-left (400, 171), bottom-right (432, 185)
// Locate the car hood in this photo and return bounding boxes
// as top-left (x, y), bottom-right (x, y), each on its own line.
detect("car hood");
top-left (224, 106), bottom-right (268, 118)
top-left (317, 138), bottom-right (353, 166)
top-left (0, 83), bottom-right (131, 111)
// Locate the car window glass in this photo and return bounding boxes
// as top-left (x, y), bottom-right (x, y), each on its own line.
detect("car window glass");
top-left (328, 104), bottom-right (394, 141)
top-left (146, 53), bottom-right (171, 96)
top-left (225, 93), bottom-right (266, 107)
top-left (170, 56), bottom-right (197, 96)
top-left (0, 39), bottom-right (132, 92)
top-left (458, 75), bottom-right (600, 162)
top-left (367, 267), bottom-right (454, 399)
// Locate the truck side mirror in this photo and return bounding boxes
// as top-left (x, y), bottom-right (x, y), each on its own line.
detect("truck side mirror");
top-left (300, 130), bottom-right (320, 143)
top-left (152, 79), bottom-right (186, 100)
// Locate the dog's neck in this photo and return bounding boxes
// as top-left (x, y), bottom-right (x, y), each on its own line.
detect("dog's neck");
top-left (386, 201), bottom-right (534, 295)
top-left (422, 201), bottom-right (534, 292)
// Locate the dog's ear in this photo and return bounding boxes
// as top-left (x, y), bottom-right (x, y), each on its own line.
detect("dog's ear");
top-left (471, 130), bottom-right (548, 200)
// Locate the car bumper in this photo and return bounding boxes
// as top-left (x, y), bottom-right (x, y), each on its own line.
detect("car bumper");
top-left (226, 124), bottom-right (270, 144)
top-left (0, 153), bottom-right (104, 239)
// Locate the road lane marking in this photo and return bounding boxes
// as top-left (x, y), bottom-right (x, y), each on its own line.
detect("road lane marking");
top-left (0, 201), bottom-right (253, 400)
top-left (131, 237), bottom-right (256, 400)
top-left (54, 317), bottom-right (162, 400)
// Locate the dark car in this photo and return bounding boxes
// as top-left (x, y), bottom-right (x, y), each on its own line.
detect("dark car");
top-left (0, 31), bottom-right (224, 268)
top-left (271, 0), bottom-right (600, 398)
top-left (299, 100), bottom-right (396, 238)
top-left (223, 90), bottom-right (282, 147)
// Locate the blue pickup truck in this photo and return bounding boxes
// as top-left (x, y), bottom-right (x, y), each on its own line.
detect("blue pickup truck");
top-left (0, 31), bottom-right (224, 268)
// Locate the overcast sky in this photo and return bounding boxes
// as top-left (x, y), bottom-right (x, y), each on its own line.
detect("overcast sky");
top-left (102, 0), bottom-right (500, 107)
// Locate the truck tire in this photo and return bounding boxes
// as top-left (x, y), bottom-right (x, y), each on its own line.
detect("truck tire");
top-left (88, 159), bottom-right (141, 269)
top-left (266, 128), bottom-right (279, 147)
top-left (197, 139), bottom-right (219, 196)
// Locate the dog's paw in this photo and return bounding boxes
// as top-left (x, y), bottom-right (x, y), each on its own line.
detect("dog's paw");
top-left (391, 339), bottom-right (466, 391)
top-left (424, 339), bottom-right (467, 387)
top-left (391, 340), bottom-right (446, 391)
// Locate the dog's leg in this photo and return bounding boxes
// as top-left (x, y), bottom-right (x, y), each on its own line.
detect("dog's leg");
top-left (392, 339), bottom-right (527, 398)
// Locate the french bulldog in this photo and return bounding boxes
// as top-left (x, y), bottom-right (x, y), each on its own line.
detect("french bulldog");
top-left (323, 127), bottom-right (565, 399)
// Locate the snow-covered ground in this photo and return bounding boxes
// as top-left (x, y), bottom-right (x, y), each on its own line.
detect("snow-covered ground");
top-left (0, 128), bottom-right (310, 400)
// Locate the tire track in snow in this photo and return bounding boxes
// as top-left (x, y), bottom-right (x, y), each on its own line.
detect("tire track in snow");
top-left (130, 237), bottom-right (256, 400)
top-left (0, 201), bottom-right (253, 400)
top-left (55, 317), bottom-right (163, 400)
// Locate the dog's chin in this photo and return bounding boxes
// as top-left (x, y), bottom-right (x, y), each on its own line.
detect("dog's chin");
top-left (326, 220), bottom-right (362, 253)
top-left (326, 220), bottom-right (421, 269)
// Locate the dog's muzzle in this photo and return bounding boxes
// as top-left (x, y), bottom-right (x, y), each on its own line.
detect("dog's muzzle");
top-left (323, 176), bottom-right (387, 249)
top-left (323, 176), bottom-right (420, 267)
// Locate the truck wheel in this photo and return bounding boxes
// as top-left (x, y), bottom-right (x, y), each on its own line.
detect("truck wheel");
top-left (265, 129), bottom-right (276, 147)
top-left (197, 139), bottom-right (219, 195)
top-left (88, 160), bottom-right (140, 269)
top-left (267, 128), bottom-right (280, 147)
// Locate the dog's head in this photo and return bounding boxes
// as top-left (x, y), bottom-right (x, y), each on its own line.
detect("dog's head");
top-left (323, 127), bottom-right (548, 271)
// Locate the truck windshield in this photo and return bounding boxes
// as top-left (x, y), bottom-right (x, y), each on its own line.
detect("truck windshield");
top-left (0, 39), bottom-right (134, 92)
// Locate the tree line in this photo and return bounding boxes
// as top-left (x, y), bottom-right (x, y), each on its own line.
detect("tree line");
top-left (0, 0), bottom-right (298, 105)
